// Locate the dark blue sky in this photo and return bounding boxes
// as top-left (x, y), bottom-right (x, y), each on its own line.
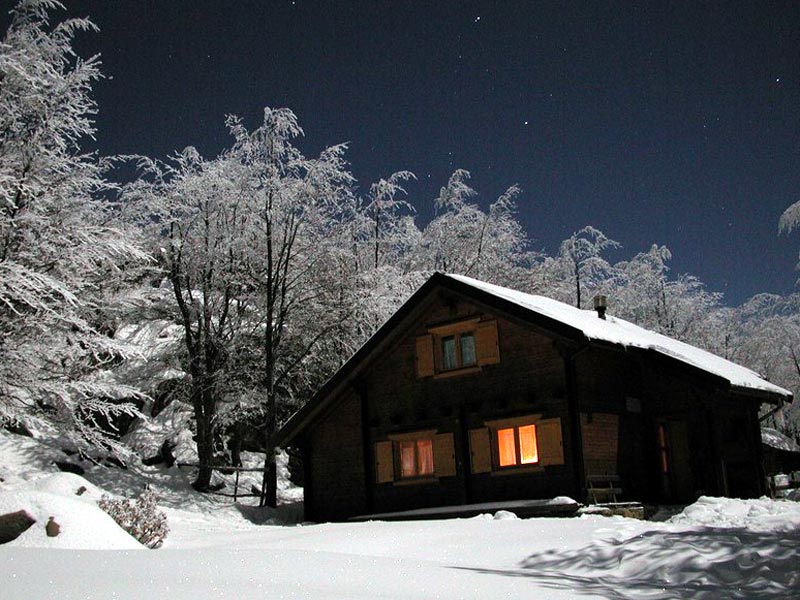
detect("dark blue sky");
top-left (24, 1), bottom-right (800, 305)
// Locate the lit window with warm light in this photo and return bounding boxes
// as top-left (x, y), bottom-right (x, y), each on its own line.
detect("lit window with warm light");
top-left (399, 439), bottom-right (434, 478)
top-left (497, 424), bottom-right (539, 467)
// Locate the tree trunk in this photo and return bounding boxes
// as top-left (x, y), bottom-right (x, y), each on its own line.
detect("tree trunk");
top-left (261, 446), bottom-right (278, 508)
top-left (192, 381), bottom-right (215, 491)
top-left (260, 184), bottom-right (279, 508)
top-left (229, 423), bottom-right (243, 468)
top-left (260, 377), bottom-right (278, 507)
top-left (191, 367), bottom-right (218, 491)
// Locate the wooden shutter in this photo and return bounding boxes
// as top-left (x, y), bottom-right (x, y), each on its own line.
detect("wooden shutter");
top-left (469, 428), bottom-right (492, 473)
top-left (475, 321), bottom-right (500, 366)
top-left (375, 441), bottom-right (394, 483)
top-left (416, 334), bottom-right (435, 377)
top-left (433, 433), bottom-right (456, 477)
top-left (537, 418), bottom-right (564, 466)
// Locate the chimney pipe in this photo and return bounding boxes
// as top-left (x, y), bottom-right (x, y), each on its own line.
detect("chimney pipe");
top-left (593, 295), bottom-right (608, 320)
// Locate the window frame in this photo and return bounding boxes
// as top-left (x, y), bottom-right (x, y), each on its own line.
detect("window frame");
top-left (416, 318), bottom-right (499, 379)
top-left (483, 414), bottom-right (550, 474)
top-left (439, 331), bottom-right (477, 372)
top-left (428, 318), bottom-right (482, 375)
top-left (386, 429), bottom-right (438, 482)
top-left (398, 438), bottom-right (435, 479)
top-left (496, 423), bottom-right (540, 468)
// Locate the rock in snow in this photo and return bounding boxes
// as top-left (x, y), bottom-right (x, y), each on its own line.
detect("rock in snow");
top-left (0, 509), bottom-right (36, 544)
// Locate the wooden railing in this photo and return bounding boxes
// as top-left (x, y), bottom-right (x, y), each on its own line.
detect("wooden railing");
top-left (177, 464), bottom-right (265, 502)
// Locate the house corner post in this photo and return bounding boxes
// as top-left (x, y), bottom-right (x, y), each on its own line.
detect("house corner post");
top-left (561, 343), bottom-right (587, 502)
top-left (355, 381), bottom-right (375, 514)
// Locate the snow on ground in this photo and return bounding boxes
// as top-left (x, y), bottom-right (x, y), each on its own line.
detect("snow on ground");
top-left (0, 473), bottom-right (142, 550)
top-left (668, 495), bottom-right (800, 532)
top-left (1, 429), bottom-right (799, 599)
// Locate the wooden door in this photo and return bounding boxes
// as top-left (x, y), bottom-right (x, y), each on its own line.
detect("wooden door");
top-left (657, 420), bottom-right (694, 502)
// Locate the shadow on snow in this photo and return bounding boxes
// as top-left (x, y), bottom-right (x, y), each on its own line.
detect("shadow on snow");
top-left (453, 525), bottom-right (800, 599)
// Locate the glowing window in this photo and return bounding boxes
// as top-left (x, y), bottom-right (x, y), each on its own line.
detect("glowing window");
top-left (399, 439), bottom-right (434, 478)
top-left (497, 424), bottom-right (539, 467)
top-left (498, 428), bottom-right (517, 466)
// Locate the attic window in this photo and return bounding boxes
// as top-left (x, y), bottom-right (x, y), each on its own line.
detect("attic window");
top-left (441, 333), bottom-right (476, 371)
top-left (461, 334), bottom-right (476, 366)
top-left (415, 319), bottom-right (499, 378)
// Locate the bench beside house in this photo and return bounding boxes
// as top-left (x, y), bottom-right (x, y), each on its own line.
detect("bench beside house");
top-left (274, 273), bottom-right (792, 522)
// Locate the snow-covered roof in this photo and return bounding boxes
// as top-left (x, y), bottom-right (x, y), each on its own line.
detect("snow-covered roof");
top-left (447, 274), bottom-right (792, 399)
top-left (761, 427), bottom-right (800, 453)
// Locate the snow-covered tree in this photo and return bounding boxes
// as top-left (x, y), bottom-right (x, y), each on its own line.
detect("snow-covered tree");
top-left (123, 108), bottom-right (358, 499)
top-left (363, 171), bottom-right (416, 270)
top-left (224, 108), bottom-right (357, 505)
top-left (121, 146), bottom-right (251, 489)
top-left (533, 226), bottom-right (620, 308)
top-left (779, 200), bottom-right (800, 259)
top-left (610, 244), bottom-right (724, 347)
top-left (729, 294), bottom-right (800, 439)
top-left (0, 0), bottom-right (147, 453)
top-left (412, 170), bottom-right (528, 285)
top-left (332, 172), bottom-right (425, 344)
top-left (612, 245), bottom-right (674, 328)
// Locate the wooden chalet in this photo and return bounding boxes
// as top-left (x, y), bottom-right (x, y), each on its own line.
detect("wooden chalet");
top-left (275, 273), bottom-right (792, 522)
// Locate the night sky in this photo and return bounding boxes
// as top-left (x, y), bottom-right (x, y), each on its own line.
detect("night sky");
top-left (12, 1), bottom-right (799, 306)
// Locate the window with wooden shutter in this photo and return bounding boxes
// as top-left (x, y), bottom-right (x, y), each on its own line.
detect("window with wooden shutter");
top-left (415, 334), bottom-right (435, 378)
top-left (384, 430), bottom-right (442, 481)
top-left (433, 433), bottom-right (456, 477)
top-left (419, 318), bottom-right (500, 378)
top-left (475, 320), bottom-right (500, 365)
top-left (537, 418), bottom-right (565, 466)
top-left (375, 441), bottom-right (394, 483)
top-left (469, 428), bottom-right (492, 473)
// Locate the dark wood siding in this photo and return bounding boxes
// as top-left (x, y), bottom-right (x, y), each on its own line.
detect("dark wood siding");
top-left (300, 286), bottom-right (768, 520)
top-left (307, 391), bottom-right (366, 521)
top-left (363, 295), bottom-right (576, 514)
top-left (573, 345), bottom-right (765, 503)
top-left (573, 347), bottom-right (649, 499)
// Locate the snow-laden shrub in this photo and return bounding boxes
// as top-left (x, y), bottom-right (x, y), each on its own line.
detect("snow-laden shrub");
top-left (98, 487), bottom-right (169, 549)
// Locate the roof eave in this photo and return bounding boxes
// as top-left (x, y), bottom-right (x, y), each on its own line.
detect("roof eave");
top-left (730, 385), bottom-right (792, 405)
